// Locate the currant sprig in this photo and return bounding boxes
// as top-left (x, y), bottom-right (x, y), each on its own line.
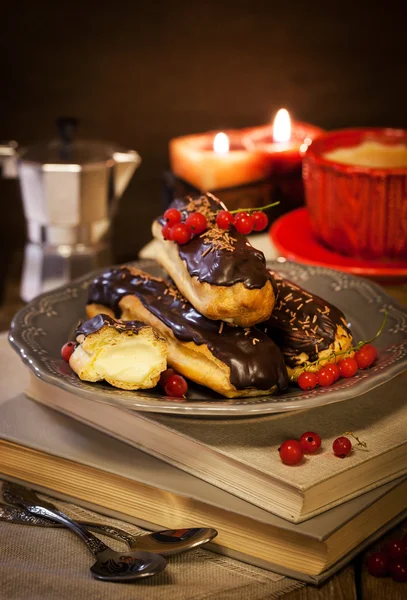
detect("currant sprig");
top-left (163, 200), bottom-right (281, 243)
top-left (229, 201), bottom-right (280, 215)
top-left (162, 207), bottom-right (208, 244)
top-left (367, 537), bottom-right (407, 581)
top-left (342, 431), bottom-right (368, 449)
top-left (218, 201), bottom-right (280, 235)
top-left (294, 310), bottom-right (387, 387)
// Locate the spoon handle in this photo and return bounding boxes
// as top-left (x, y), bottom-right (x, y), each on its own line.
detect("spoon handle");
top-left (0, 502), bottom-right (137, 544)
top-left (0, 502), bottom-right (52, 526)
top-left (30, 505), bottom-right (110, 556)
top-left (3, 483), bottom-right (109, 556)
top-left (89, 524), bottom-right (137, 545)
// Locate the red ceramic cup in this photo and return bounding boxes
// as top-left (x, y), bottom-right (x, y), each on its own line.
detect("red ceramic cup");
top-left (303, 128), bottom-right (407, 260)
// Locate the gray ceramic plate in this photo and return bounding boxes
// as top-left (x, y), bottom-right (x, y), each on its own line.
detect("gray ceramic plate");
top-left (9, 259), bottom-right (407, 416)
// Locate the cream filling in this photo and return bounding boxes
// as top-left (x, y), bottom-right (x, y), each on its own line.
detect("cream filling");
top-left (69, 345), bottom-right (98, 381)
top-left (94, 340), bottom-right (161, 384)
top-left (323, 141), bottom-right (407, 168)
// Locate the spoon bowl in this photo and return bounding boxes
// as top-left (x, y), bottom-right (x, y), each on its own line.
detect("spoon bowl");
top-left (90, 548), bottom-right (166, 582)
top-left (134, 528), bottom-right (218, 555)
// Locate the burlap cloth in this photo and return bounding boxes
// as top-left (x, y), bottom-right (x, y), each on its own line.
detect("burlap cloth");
top-left (0, 486), bottom-right (304, 600)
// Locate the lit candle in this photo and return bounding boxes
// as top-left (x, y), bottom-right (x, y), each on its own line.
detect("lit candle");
top-left (273, 108), bottom-right (292, 143)
top-left (232, 109), bottom-right (324, 210)
top-left (169, 129), bottom-right (273, 192)
top-left (242, 108), bottom-right (324, 175)
top-left (213, 132), bottom-right (229, 154)
top-left (167, 111), bottom-right (324, 215)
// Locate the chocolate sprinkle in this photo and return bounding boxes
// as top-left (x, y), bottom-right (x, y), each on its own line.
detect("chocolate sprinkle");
top-left (157, 194), bottom-right (277, 293)
top-left (87, 267), bottom-right (288, 392)
top-left (76, 314), bottom-right (147, 339)
top-left (259, 271), bottom-right (352, 367)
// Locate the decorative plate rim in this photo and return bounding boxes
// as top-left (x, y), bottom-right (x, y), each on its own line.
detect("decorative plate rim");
top-left (8, 259), bottom-right (407, 417)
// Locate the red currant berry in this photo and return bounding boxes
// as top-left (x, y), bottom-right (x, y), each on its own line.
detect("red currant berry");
top-left (234, 213), bottom-right (254, 235)
top-left (389, 560), bottom-right (407, 582)
top-left (317, 366), bottom-right (335, 387)
top-left (338, 357), bottom-right (358, 378)
top-left (383, 539), bottom-right (406, 561)
top-left (298, 371), bottom-right (318, 390)
top-left (170, 223), bottom-right (192, 245)
top-left (164, 374), bottom-right (188, 397)
top-left (332, 436), bottom-right (352, 458)
top-left (216, 210), bottom-right (234, 229)
top-left (158, 368), bottom-right (176, 389)
top-left (367, 552), bottom-right (389, 577)
top-left (162, 224), bottom-right (173, 240)
top-left (299, 431), bottom-right (322, 454)
top-left (278, 440), bottom-right (304, 465)
top-left (252, 211), bottom-right (269, 232)
top-left (325, 363), bottom-right (341, 382)
top-left (163, 208), bottom-right (182, 227)
top-left (185, 212), bottom-right (207, 235)
top-left (61, 341), bottom-right (75, 362)
top-left (355, 344), bottom-right (377, 369)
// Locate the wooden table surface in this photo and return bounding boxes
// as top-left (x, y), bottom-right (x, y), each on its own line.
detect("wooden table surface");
top-left (1, 251), bottom-right (406, 599)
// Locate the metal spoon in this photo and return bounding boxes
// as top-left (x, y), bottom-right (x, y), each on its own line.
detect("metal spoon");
top-left (3, 482), bottom-right (166, 582)
top-left (0, 500), bottom-right (217, 555)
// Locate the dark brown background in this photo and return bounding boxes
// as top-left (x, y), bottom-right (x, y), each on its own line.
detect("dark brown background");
top-left (1, 0), bottom-right (406, 287)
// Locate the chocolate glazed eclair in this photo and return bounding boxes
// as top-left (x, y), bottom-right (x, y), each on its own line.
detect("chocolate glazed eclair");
top-left (259, 271), bottom-right (353, 380)
top-left (86, 266), bottom-right (288, 398)
top-left (151, 193), bottom-right (278, 328)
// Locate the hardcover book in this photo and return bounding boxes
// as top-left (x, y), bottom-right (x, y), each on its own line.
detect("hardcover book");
top-left (0, 336), bottom-right (406, 584)
top-left (25, 369), bottom-right (407, 523)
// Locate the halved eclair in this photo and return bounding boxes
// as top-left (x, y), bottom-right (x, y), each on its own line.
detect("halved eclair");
top-left (151, 193), bottom-right (278, 328)
top-left (259, 271), bottom-right (353, 380)
top-left (69, 314), bottom-right (168, 390)
top-left (86, 267), bottom-right (288, 398)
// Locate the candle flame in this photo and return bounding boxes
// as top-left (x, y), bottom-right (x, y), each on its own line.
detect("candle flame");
top-left (273, 108), bottom-right (291, 143)
top-left (213, 132), bottom-right (229, 154)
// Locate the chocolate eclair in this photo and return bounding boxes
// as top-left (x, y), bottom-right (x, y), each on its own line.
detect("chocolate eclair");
top-left (69, 314), bottom-right (168, 390)
top-left (259, 271), bottom-right (353, 380)
top-left (86, 267), bottom-right (288, 398)
top-left (151, 193), bottom-right (278, 327)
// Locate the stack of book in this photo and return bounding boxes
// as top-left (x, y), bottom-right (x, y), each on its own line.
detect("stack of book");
top-left (1, 337), bottom-right (406, 584)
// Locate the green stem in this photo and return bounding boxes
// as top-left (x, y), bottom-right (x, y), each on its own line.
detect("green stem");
top-left (291, 310), bottom-right (388, 380)
top-left (365, 309), bottom-right (388, 345)
top-left (230, 201), bottom-right (280, 215)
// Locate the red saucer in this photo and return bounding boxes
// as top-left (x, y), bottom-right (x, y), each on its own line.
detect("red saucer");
top-left (270, 208), bottom-right (407, 284)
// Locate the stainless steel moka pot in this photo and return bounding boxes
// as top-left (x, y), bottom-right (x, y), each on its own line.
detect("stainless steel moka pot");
top-left (0, 118), bottom-right (141, 301)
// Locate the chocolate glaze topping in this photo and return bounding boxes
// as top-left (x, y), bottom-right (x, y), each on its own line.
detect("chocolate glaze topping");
top-left (76, 314), bottom-right (147, 339)
top-left (259, 271), bottom-right (352, 367)
top-left (87, 267), bottom-right (288, 392)
top-left (158, 194), bottom-right (277, 293)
